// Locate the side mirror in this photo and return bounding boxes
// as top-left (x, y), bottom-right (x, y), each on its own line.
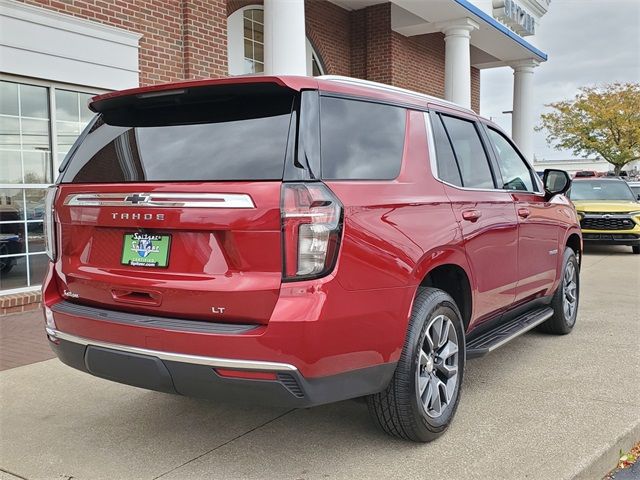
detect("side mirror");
top-left (543, 169), bottom-right (571, 200)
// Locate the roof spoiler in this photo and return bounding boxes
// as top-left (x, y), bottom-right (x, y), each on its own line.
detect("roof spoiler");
top-left (90, 80), bottom-right (299, 127)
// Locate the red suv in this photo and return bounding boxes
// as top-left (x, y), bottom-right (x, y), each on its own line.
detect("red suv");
top-left (42, 76), bottom-right (582, 442)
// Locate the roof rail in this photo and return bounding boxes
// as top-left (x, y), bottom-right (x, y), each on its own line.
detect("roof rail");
top-left (317, 75), bottom-right (471, 112)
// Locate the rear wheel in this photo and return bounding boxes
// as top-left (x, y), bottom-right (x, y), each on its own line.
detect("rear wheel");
top-left (367, 287), bottom-right (465, 442)
top-left (632, 246), bottom-right (640, 254)
top-left (539, 247), bottom-right (579, 335)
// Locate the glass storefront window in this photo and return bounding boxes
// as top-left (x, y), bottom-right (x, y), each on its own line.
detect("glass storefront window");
top-left (0, 79), bottom-right (96, 293)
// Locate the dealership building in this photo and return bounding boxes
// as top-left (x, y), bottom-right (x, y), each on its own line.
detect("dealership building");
top-left (0, 0), bottom-right (549, 305)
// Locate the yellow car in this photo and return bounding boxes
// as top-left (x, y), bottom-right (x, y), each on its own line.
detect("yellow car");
top-left (569, 178), bottom-right (640, 254)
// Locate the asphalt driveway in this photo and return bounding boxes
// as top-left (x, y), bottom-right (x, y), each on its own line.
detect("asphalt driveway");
top-left (1, 245), bottom-right (638, 480)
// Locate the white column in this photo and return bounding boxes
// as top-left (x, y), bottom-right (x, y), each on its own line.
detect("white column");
top-left (511, 59), bottom-right (539, 161)
top-left (441, 18), bottom-right (479, 109)
top-left (264, 0), bottom-right (307, 75)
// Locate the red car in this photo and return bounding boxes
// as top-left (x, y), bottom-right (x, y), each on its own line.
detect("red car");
top-left (42, 76), bottom-right (582, 442)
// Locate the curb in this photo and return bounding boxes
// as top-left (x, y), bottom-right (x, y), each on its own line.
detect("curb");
top-left (572, 420), bottom-right (640, 480)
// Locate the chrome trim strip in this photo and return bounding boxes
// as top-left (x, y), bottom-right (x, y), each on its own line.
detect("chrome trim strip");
top-left (485, 310), bottom-right (553, 353)
top-left (46, 328), bottom-right (298, 372)
top-left (64, 193), bottom-right (255, 209)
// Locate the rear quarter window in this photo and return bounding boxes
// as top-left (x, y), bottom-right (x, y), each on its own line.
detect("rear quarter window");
top-left (319, 97), bottom-right (406, 180)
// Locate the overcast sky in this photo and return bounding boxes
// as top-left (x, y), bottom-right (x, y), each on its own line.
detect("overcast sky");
top-left (480, 0), bottom-right (640, 160)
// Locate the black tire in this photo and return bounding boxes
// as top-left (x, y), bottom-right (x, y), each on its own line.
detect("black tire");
top-left (539, 247), bottom-right (579, 335)
top-left (367, 287), bottom-right (465, 442)
top-left (632, 246), bottom-right (640, 254)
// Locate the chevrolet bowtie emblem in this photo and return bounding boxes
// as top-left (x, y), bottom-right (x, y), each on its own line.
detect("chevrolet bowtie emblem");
top-left (124, 194), bottom-right (150, 204)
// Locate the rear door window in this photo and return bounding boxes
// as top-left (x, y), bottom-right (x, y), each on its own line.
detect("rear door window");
top-left (320, 97), bottom-right (405, 180)
top-left (440, 115), bottom-right (495, 189)
top-left (61, 94), bottom-right (294, 183)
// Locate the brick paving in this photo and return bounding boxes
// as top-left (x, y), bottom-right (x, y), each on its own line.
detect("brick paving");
top-left (0, 309), bottom-right (55, 371)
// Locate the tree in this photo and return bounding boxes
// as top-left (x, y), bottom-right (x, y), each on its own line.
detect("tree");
top-left (537, 83), bottom-right (640, 175)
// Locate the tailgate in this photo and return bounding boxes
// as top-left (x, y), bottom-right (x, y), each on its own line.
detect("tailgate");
top-left (55, 183), bottom-right (282, 324)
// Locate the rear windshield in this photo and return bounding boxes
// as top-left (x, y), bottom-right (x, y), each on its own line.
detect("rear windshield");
top-left (61, 89), bottom-right (294, 183)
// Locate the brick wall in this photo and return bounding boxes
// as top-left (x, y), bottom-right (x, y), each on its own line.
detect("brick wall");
top-left (227, 0), bottom-right (256, 15)
top-left (305, 0), bottom-right (351, 76)
top-left (471, 67), bottom-right (480, 113)
top-left (0, 291), bottom-right (41, 316)
top-left (19, 0), bottom-right (227, 85)
top-left (363, 3), bottom-right (393, 84)
top-left (391, 32), bottom-right (446, 99)
top-left (183, 0), bottom-right (228, 79)
top-left (350, 9), bottom-right (366, 79)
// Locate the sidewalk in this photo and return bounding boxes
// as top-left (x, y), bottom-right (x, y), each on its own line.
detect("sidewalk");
top-left (0, 309), bottom-right (54, 372)
top-left (0, 245), bottom-right (638, 480)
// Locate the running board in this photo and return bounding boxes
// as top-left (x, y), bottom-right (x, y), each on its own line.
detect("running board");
top-left (466, 306), bottom-right (554, 359)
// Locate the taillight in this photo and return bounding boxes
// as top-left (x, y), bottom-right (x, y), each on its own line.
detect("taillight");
top-left (43, 186), bottom-right (57, 261)
top-left (281, 183), bottom-right (343, 281)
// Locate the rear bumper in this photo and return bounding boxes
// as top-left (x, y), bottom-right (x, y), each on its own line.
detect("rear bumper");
top-left (47, 328), bottom-right (396, 407)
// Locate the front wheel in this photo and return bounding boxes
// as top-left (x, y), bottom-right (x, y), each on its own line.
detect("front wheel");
top-left (539, 247), bottom-right (579, 335)
top-left (367, 287), bottom-right (465, 442)
top-left (632, 245), bottom-right (639, 254)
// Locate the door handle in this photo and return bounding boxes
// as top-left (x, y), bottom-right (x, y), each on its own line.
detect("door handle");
top-left (462, 210), bottom-right (482, 222)
top-left (517, 208), bottom-right (531, 219)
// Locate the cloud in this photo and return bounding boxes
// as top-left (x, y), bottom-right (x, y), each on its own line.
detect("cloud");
top-left (480, 0), bottom-right (640, 160)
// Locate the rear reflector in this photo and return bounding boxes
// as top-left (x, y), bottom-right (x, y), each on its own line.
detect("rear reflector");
top-left (214, 369), bottom-right (278, 381)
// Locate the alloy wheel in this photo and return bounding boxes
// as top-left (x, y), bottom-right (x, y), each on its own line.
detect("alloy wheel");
top-left (416, 314), bottom-right (459, 418)
top-left (562, 261), bottom-right (578, 324)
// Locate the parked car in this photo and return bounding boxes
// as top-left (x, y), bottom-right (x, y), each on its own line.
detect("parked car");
top-left (605, 171), bottom-right (628, 178)
top-left (42, 76), bottom-right (582, 442)
top-left (569, 178), bottom-right (640, 254)
top-left (574, 170), bottom-right (597, 178)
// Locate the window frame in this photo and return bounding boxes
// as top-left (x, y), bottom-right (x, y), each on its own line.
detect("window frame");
top-left (425, 110), bottom-right (503, 192)
top-left (0, 73), bottom-right (103, 294)
top-left (242, 6), bottom-right (265, 74)
top-left (479, 122), bottom-right (544, 195)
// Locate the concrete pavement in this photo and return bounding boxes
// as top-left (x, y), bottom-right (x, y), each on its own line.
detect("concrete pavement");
top-left (0, 310), bottom-right (55, 371)
top-left (0, 245), bottom-right (638, 479)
